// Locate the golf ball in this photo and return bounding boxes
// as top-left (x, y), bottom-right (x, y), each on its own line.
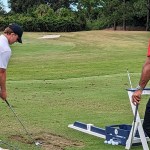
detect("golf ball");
top-left (112, 141), bottom-right (116, 145)
top-left (104, 140), bottom-right (108, 144)
top-left (35, 142), bottom-right (40, 146)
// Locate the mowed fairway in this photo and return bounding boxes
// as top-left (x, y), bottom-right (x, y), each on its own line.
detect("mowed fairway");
top-left (0, 30), bottom-right (150, 149)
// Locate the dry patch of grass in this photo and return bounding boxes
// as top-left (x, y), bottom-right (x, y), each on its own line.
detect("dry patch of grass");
top-left (9, 132), bottom-right (84, 150)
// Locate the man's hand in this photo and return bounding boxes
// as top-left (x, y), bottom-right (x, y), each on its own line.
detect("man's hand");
top-left (0, 91), bottom-right (7, 100)
top-left (132, 90), bottom-right (142, 105)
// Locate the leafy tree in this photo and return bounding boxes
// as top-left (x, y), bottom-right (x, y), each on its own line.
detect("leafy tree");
top-left (44, 0), bottom-right (71, 11)
top-left (34, 4), bottom-right (55, 18)
top-left (56, 8), bottom-right (74, 17)
top-left (100, 0), bottom-right (135, 30)
top-left (76, 0), bottom-right (102, 19)
top-left (100, 0), bottom-right (121, 29)
top-left (5, 0), bottom-right (150, 31)
top-left (121, 0), bottom-right (134, 30)
top-left (8, 0), bottom-right (45, 13)
top-left (133, 0), bottom-right (149, 30)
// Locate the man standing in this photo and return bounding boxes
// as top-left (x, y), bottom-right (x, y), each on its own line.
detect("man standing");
top-left (132, 41), bottom-right (150, 138)
top-left (0, 23), bottom-right (23, 150)
top-left (0, 23), bottom-right (23, 101)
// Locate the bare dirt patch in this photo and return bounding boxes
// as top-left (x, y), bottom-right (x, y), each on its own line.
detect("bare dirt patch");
top-left (38, 35), bottom-right (61, 39)
top-left (9, 132), bottom-right (84, 150)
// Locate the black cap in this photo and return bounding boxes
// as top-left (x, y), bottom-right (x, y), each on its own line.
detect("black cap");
top-left (8, 23), bottom-right (23, 43)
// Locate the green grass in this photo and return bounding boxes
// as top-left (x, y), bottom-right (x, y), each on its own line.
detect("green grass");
top-left (0, 31), bottom-right (150, 149)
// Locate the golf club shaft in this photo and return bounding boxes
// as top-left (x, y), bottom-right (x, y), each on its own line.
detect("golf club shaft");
top-left (127, 69), bottom-right (133, 89)
top-left (130, 104), bottom-right (139, 149)
top-left (5, 100), bottom-right (34, 142)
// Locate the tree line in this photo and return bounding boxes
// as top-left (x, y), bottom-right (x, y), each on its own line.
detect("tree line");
top-left (0, 0), bottom-right (149, 31)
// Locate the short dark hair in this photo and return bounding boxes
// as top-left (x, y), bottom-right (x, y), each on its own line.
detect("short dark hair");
top-left (4, 27), bottom-right (14, 34)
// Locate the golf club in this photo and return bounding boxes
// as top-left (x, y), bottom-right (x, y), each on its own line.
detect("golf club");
top-left (127, 69), bottom-right (133, 89)
top-left (5, 100), bottom-right (42, 146)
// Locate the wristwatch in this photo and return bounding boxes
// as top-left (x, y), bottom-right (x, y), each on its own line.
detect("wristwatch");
top-left (136, 85), bottom-right (143, 91)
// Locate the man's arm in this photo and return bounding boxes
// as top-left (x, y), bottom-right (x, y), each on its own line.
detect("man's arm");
top-left (138, 57), bottom-right (150, 89)
top-left (0, 68), bottom-right (7, 100)
top-left (132, 57), bottom-right (150, 105)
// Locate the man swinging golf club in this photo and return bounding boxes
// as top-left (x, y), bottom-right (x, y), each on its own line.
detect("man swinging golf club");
top-left (132, 41), bottom-right (150, 139)
top-left (0, 23), bottom-right (23, 150)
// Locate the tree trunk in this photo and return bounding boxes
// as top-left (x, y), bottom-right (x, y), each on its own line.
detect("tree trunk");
top-left (123, 19), bottom-right (126, 31)
top-left (113, 21), bottom-right (117, 30)
top-left (146, 0), bottom-right (150, 31)
top-left (123, 0), bottom-right (126, 31)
